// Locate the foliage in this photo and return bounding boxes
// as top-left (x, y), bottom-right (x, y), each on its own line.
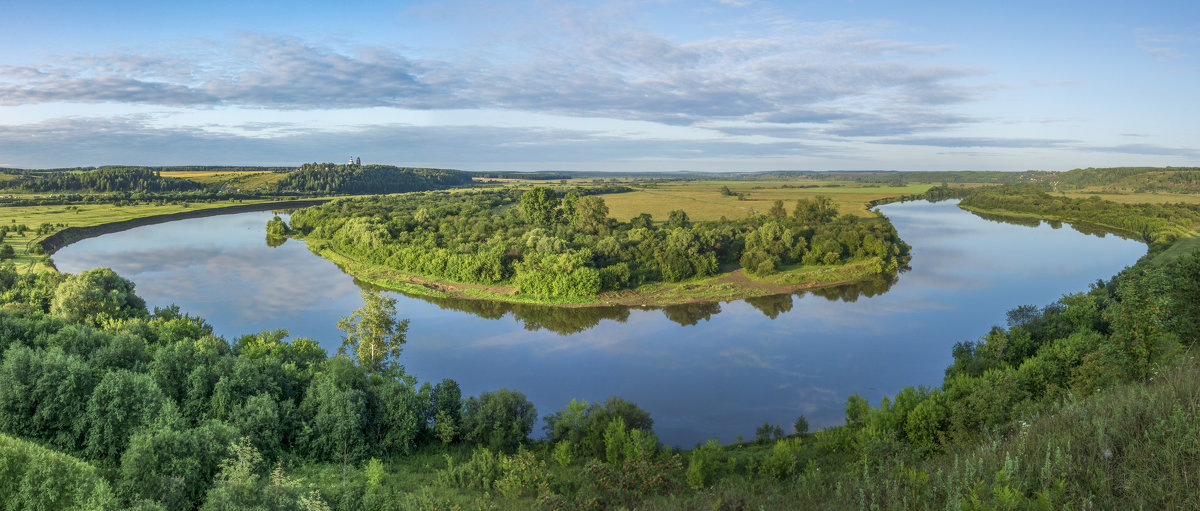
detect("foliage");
top-left (462, 389), bottom-right (537, 453)
top-left (336, 290), bottom-right (409, 377)
top-left (287, 187), bottom-right (908, 298)
top-left (201, 437), bottom-right (330, 511)
top-left (959, 184), bottom-right (1200, 248)
top-left (11, 167), bottom-right (205, 194)
top-left (274, 163), bottom-right (471, 194)
top-left (579, 453), bottom-right (683, 508)
top-left (266, 215), bottom-right (289, 237)
top-left (0, 432), bottom-right (118, 510)
top-left (50, 267), bottom-right (147, 324)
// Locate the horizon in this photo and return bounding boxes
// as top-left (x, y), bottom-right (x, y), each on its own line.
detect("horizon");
top-left (1, 1), bottom-right (1197, 171)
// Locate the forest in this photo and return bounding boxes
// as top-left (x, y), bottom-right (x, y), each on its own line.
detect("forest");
top-left (9, 167), bottom-right (206, 194)
top-left (285, 186), bottom-right (910, 299)
top-left (273, 163), bottom-right (473, 194)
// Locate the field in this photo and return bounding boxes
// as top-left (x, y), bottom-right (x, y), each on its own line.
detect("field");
top-left (597, 180), bottom-right (937, 221)
top-left (160, 170), bottom-right (289, 190)
top-left (0, 199), bottom-right (288, 272)
top-left (1060, 188), bottom-right (1200, 205)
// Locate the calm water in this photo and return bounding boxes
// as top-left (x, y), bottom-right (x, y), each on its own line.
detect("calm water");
top-left (52, 201), bottom-right (1146, 447)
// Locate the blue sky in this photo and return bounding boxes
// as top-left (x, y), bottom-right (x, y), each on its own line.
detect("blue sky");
top-left (0, 0), bottom-right (1196, 171)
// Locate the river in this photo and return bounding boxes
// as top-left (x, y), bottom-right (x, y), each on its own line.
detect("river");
top-left (51, 200), bottom-right (1146, 447)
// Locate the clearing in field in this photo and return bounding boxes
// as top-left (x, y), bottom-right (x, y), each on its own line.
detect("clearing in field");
top-left (160, 170), bottom-right (288, 190)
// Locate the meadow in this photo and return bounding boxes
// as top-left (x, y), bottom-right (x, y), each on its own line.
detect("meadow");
top-left (596, 180), bottom-right (937, 221)
top-left (160, 170), bottom-right (289, 190)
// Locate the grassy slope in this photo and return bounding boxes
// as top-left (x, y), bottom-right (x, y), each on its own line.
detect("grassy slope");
top-left (160, 170), bottom-right (290, 190)
top-left (2, 199), bottom-right (289, 272)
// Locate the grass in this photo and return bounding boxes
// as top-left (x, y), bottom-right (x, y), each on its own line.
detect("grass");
top-left (0, 198), bottom-right (297, 273)
top-left (160, 170), bottom-right (289, 190)
top-left (597, 180), bottom-right (938, 221)
top-left (1060, 187), bottom-right (1200, 205)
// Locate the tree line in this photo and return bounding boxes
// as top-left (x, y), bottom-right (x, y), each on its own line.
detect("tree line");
top-left (958, 184), bottom-right (1200, 247)
top-left (273, 163), bottom-right (472, 195)
top-left (10, 167), bottom-right (206, 194)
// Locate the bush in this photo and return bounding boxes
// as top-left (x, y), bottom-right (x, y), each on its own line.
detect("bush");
top-left (0, 432), bottom-right (117, 510)
top-left (685, 439), bottom-right (728, 488)
top-left (462, 388), bottom-right (537, 453)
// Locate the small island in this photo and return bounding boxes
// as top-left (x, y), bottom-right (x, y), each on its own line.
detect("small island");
top-left (277, 186), bottom-right (911, 306)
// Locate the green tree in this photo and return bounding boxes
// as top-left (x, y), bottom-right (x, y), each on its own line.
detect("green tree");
top-left (82, 370), bottom-right (168, 465)
top-left (793, 195), bottom-right (838, 223)
top-left (521, 187), bottom-right (560, 225)
top-left (462, 389), bottom-right (537, 453)
top-left (337, 290), bottom-right (409, 377)
top-left (266, 215), bottom-right (289, 237)
top-left (118, 421), bottom-right (237, 510)
top-left (0, 244), bottom-right (13, 260)
top-left (767, 199), bottom-right (787, 219)
top-left (573, 195), bottom-right (610, 234)
top-left (793, 415), bottom-right (809, 435)
top-left (51, 267), bottom-right (147, 324)
top-left (303, 370), bottom-right (368, 487)
top-left (667, 209), bottom-right (690, 229)
top-left (0, 433), bottom-right (118, 511)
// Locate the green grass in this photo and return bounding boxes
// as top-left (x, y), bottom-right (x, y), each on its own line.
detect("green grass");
top-left (597, 180), bottom-right (940, 222)
top-left (0, 199), bottom-right (302, 273)
top-left (161, 170), bottom-right (290, 190)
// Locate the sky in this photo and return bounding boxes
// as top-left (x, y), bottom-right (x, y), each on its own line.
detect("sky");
top-left (0, 0), bottom-right (1196, 172)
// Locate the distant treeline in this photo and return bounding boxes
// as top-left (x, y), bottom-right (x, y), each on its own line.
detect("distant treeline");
top-left (471, 171), bottom-right (575, 180)
top-left (273, 163), bottom-right (472, 194)
top-left (1, 164), bottom-right (475, 197)
top-left (10, 167), bottom-right (205, 194)
top-left (864, 184), bottom-right (972, 209)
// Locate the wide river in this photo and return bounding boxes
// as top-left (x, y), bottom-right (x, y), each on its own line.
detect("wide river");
top-left (53, 200), bottom-right (1146, 447)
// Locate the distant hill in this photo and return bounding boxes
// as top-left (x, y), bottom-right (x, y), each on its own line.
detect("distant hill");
top-left (6, 166), bottom-right (205, 193)
top-left (1043, 166), bottom-right (1200, 192)
top-left (274, 163), bottom-right (473, 194)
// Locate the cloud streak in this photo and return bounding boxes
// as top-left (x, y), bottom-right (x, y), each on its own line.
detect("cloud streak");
top-left (0, 115), bottom-right (844, 168)
top-left (0, 23), bottom-right (980, 135)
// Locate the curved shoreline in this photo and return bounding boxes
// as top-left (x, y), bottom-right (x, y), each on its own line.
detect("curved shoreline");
top-left (39, 199), bottom-right (330, 256)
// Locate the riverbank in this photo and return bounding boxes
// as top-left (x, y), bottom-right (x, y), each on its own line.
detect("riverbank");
top-left (1, 198), bottom-right (329, 273)
top-left (305, 240), bottom-right (899, 307)
top-left (38, 199), bottom-right (330, 256)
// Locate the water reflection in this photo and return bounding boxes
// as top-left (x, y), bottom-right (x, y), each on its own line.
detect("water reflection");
top-left (393, 289), bottom-right (636, 335)
top-left (374, 269), bottom-right (902, 332)
top-left (965, 210), bottom-right (1134, 241)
